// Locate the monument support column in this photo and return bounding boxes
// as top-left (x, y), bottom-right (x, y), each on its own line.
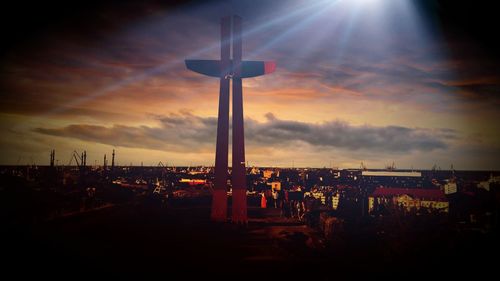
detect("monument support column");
top-left (231, 15), bottom-right (248, 223)
top-left (211, 16), bottom-right (231, 222)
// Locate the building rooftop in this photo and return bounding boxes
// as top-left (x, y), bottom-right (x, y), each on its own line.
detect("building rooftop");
top-left (371, 187), bottom-right (447, 200)
top-left (362, 171), bottom-right (422, 177)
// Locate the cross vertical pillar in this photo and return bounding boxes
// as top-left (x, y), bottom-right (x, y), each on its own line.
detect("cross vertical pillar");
top-left (231, 15), bottom-right (248, 224)
top-left (211, 16), bottom-right (231, 222)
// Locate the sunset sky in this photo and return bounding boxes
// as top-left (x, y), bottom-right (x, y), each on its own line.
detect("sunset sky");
top-left (1, 0), bottom-right (499, 169)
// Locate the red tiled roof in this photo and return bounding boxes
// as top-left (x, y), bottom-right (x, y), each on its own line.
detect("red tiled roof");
top-left (371, 187), bottom-right (447, 200)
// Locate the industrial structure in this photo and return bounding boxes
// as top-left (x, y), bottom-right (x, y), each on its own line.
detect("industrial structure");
top-left (50, 149), bottom-right (55, 167)
top-left (185, 15), bottom-right (276, 223)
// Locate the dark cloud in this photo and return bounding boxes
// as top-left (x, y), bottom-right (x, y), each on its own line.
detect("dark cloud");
top-left (454, 83), bottom-right (500, 104)
top-left (246, 114), bottom-right (450, 153)
top-left (34, 112), bottom-right (451, 154)
top-left (34, 112), bottom-right (217, 152)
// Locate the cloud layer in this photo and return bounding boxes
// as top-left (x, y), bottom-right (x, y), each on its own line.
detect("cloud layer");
top-left (35, 112), bottom-right (450, 155)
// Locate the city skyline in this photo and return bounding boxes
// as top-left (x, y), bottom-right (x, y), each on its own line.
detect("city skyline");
top-left (1, 0), bottom-right (499, 170)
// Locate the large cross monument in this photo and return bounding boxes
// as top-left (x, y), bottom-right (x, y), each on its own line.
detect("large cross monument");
top-left (185, 15), bottom-right (276, 223)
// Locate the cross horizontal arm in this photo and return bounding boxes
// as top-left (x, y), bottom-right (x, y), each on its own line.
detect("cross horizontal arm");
top-left (185, 60), bottom-right (276, 78)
